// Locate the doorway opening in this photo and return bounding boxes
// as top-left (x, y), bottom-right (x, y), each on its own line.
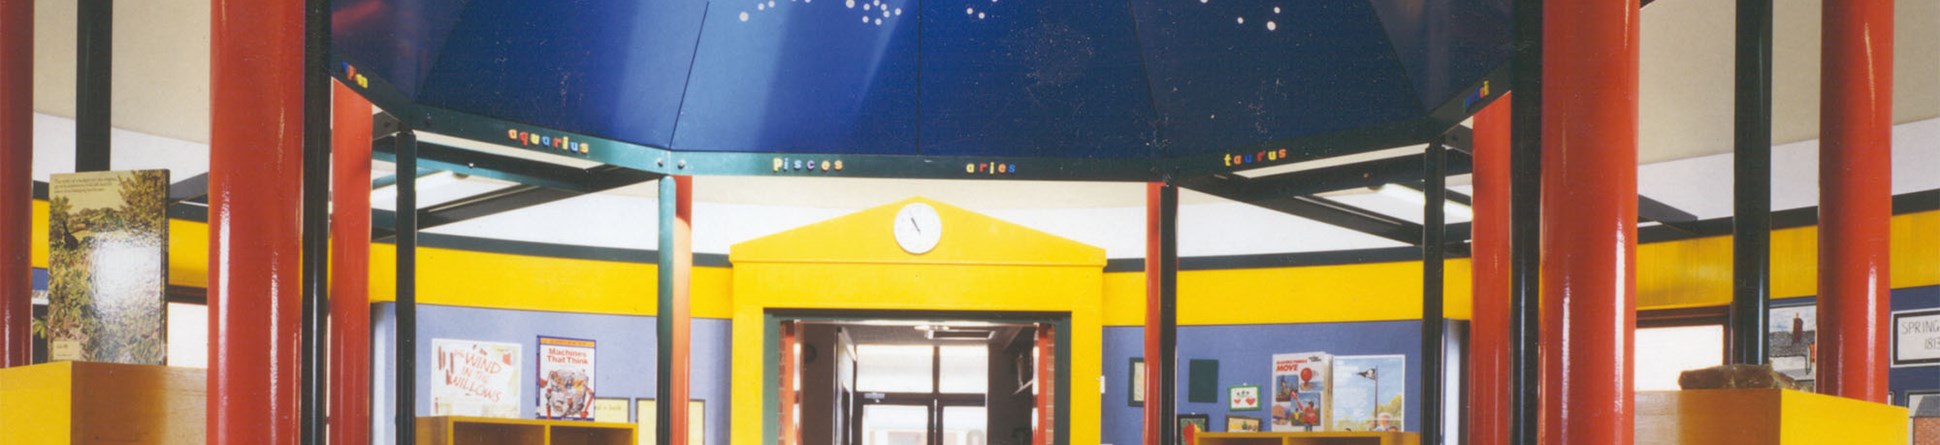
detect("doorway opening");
top-left (776, 315), bottom-right (1065, 445)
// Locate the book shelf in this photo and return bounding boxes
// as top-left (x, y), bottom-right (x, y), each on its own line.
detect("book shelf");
top-left (418, 416), bottom-right (635, 445)
top-left (1193, 432), bottom-right (1418, 445)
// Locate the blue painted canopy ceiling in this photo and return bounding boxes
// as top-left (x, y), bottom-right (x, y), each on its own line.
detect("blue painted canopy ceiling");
top-left (333, 0), bottom-right (1509, 160)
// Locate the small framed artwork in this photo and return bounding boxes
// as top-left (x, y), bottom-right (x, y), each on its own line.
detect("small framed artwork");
top-left (1129, 358), bottom-right (1147, 407)
top-left (1178, 413), bottom-right (1211, 442)
top-left (1905, 390), bottom-right (1940, 416)
top-left (1226, 415), bottom-right (1263, 433)
top-left (1229, 385), bottom-right (1262, 411)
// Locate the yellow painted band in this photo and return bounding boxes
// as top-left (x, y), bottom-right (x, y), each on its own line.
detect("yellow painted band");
top-left (19, 199), bottom-right (1940, 323)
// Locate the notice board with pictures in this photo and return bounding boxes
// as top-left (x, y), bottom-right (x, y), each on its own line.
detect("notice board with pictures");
top-left (46, 169), bottom-right (169, 365)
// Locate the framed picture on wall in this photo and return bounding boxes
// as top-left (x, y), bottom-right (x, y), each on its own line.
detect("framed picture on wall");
top-left (1768, 302), bottom-right (1817, 381)
top-left (1891, 309), bottom-right (1940, 367)
top-left (635, 399), bottom-right (705, 445)
top-left (1130, 358), bottom-right (1146, 407)
top-left (1226, 415), bottom-right (1262, 432)
top-left (1906, 390), bottom-right (1940, 415)
top-left (1229, 385), bottom-right (1262, 411)
top-left (1178, 413), bottom-right (1211, 442)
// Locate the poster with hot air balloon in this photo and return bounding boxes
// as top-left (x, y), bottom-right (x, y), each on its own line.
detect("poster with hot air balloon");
top-left (1270, 352), bottom-right (1331, 432)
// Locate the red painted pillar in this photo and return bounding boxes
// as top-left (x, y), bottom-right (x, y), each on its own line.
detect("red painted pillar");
top-left (0, 0), bottom-right (32, 369)
top-left (328, 81), bottom-right (374, 445)
top-left (1035, 324), bottom-right (1057, 445)
top-left (1144, 183), bottom-right (1162, 445)
top-left (1540, 0), bottom-right (1639, 441)
top-left (208, 0), bottom-right (305, 442)
top-left (1816, 0), bottom-right (1893, 404)
top-left (1142, 182), bottom-right (1177, 445)
top-left (669, 175), bottom-right (692, 445)
top-left (1468, 95), bottom-right (1511, 445)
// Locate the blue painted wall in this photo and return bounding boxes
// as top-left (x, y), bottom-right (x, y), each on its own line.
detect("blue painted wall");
top-left (1102, 321), bottom-right (1429, 445)
top-left (371, 303), bottom-right (733, 445)
top-left (361, 287), bottom-right (1939, 445)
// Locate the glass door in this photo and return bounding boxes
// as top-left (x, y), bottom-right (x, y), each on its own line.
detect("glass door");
top-left (860, 404), bottom-right (931, 445)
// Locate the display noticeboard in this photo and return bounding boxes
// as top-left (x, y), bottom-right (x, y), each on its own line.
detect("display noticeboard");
top-left (537, 336), bottom-right (597, 420)
top-left (1894, 309), bottom-right (1940, 367)
top-left (47, 169), bottom-right (169, 365)
top-left (432, 339), bottom-right (523, 418)
top-left (1270, 352), bottom-right (1331, 432)
top-left (1768, 304), bottom-right (1817, 382)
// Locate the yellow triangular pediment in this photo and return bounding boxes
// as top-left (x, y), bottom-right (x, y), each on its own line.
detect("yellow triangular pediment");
top-left (729, 197), bottom-right (1105, 267)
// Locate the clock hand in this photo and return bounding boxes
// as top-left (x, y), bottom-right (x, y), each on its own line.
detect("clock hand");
top-left (909, 217), bottom-right (921, 234)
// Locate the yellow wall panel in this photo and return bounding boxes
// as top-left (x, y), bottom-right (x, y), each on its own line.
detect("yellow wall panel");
top-left (1100, 259), bottom-right (1474, 327)
top-left (364, 242), bottom-right (736, 318)
top-left (20, 196), bottom-right (1940, 322)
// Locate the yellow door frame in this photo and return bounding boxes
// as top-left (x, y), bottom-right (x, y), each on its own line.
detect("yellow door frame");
top-left (728, 198), bottom-right (1106, 445)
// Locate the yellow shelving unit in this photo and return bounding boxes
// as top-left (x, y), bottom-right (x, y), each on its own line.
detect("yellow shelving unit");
top-left (0, 361), bottom-right (206, 445)
top-left (417, 416), bottom-right (636, 445)
top-left (1636, 389), bottom-right (1907, 444)
top-left (1194, 431), bottom-right (1419, 445)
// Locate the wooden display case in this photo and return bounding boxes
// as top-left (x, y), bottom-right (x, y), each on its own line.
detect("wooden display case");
top-left (0, 361), bottom-right (207, 445)
top-left (417, 416), bottom-right (636, 445)
top-left (1636, 389), bottom-right (1907, 444)
top-left (1193, 432), bottom-right (1419, 445)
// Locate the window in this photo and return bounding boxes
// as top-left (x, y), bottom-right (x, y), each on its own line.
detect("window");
top-left (937, 346), bottom-right (988, 393)
top-left (166, 302), bottom-right (208, 368)
top-left (857, 345), bottom-right (936, 393)
top-left (1635, 324), bottom-right (1725, 391)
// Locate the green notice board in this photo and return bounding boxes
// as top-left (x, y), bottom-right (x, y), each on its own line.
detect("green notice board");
top-left (1188, 359), bottom-right (1219, 403)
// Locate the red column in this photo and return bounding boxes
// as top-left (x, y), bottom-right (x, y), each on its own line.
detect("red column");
top-left (778, 322), bottom-right (799, 445)
top-left (208, 0), bottom-right (305, 442)
top-left (328, 81), bottom-right (374, 445)
top-left (669, 175), bottom-right (693, 445)
top-left (0, 0), bottom-right (31, 368)
top-left (1142, 182), bottom-right (1176, 445)
top-left (1468, 96), bottom-right (1511, 445)
top-left (1816, 0), bottom-right (1893, 404)
top-left (1035, 324), bottom-right (1057, 445)
top-left (1540, 0), bottom-right (1639, 442)
top-left (1143, 183), bottom-right (1162, 445)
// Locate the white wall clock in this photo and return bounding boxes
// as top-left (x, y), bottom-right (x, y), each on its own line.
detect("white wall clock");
top-left (893, 203), bottom-right (943, 254)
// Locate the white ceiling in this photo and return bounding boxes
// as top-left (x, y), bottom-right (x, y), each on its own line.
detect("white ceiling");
top-left (1640, 0), bottom-right (1939, 162)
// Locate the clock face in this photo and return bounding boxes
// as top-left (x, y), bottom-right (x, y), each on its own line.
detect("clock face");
top-left (893, 203), bottom-right (943, 254)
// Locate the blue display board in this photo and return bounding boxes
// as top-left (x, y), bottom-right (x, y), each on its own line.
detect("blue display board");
top-left (333, 0), bottom-right (1509, 168)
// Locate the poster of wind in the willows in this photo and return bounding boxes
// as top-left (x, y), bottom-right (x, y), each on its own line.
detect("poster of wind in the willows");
top-left (47, 169), bottom-right (169, 365)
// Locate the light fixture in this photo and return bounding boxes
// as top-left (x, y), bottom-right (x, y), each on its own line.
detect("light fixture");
top-left (1374, 183), bottom-right (1473, 220)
